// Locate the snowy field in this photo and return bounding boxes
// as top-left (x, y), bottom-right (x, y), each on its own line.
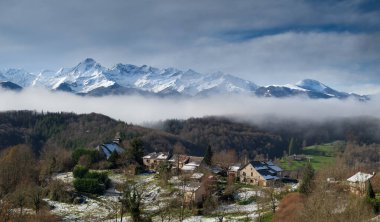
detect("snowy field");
top-left (47, 173), bottom-right (264, 221)
top-left (46, 173), bottom-right (169, 221)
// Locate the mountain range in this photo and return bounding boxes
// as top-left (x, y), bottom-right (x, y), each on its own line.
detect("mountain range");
top-left (0, 58), bottom-right (369, 100)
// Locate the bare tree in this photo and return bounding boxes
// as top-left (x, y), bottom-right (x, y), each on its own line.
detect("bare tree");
top-left (10, 186), bottom-right (27, 216)
top-left (212, 149), bottom-right (238, 169)
top-left (29, 186), bottom-right (43, 214)
top-left (120, 181), bottom-right (151, 222)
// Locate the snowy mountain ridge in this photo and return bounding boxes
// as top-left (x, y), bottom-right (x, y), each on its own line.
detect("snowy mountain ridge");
top-left (0, 58), bottom-right (369, 100)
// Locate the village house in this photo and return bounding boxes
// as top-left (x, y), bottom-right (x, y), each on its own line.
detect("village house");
top-left (182, 182), bottom-right (206, 205)
top-left (181, 156), bottom-right (204, 173)
top-left (96, 133), bottom-right (125, 159)
top-left (347, 171), bottom-right (374, 195)
top-left (168, 154), bottom-right (190, 170)
top-left (227, 163), bottom-right (242, 181)
top-left (239, 161), bottom-right (283, 186)
top-left (142, 152), bottom-right (171, 171)
top-left (190, 172), bottom-right (204, 182)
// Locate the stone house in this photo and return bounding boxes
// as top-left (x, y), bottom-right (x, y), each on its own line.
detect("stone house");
top-left (227, 163), bottom-right (242, 182)
top-left (182, 182), bottom-right (206, 205)
top-left (239, 161), bottom-right (283, 186)
top-left (142, 152), bottom-right (171, 171)
top-left (347, 171), bottom-right (374, 195)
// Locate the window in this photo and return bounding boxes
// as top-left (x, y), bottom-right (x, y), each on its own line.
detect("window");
top-left (251, 172), bottom-right (253, 176)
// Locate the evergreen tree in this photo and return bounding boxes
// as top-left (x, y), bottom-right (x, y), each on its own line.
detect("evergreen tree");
top-left (299, 162), bottom-right (314, 195)
top-left (108, 150), bottom-right (119, 169)
top-left (367, 180), bottom-right (376, 199)
top-left (157, 161), bottom-right (171, 186)
top-left (129, 138), bottom-right (144, 165)
top-left (288, 138), bottom-right (295, 156)
top-left (204, 145), bottom-right (213, 166)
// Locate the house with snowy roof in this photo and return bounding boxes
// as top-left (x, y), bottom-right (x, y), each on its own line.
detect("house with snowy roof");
top-left (142, 152), bottom-right (171, 171)
top-left (180, 156), bottom-right (204, 173)
top-left (228, 163), bottom-right (242, 181)
top-left (347, 171), bottom-right (374, 195)
top-left (239, 161), bottom-right (283, 186)
top-left (181, 182), bottom-right (207, 205)
top-left (168, 154), bottom-right (190, 169)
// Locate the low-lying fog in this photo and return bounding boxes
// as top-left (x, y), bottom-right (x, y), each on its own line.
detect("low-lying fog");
top-left (1, 88), bottom-right (379, 124)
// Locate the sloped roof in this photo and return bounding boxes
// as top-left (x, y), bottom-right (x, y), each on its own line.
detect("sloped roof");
top-left (143, 152), bottom-right (170, 160)
top-left (191, 173), bottom-right (204, 180)
top-left (242, 161), bottom-right (282, 181)
top-left (181, 164), bottom-right (197, 171)
top-left (182, 182), bottom-right (202, 192)
top-left (347, 171), bottom-right (373, 183)
top-left (188, 156), bottom-right (204, 164)
top-left (228, 163), bottom-right (242, 172)
top-left (168, 154), bottom-right (190, 163)
top-left (100, 143), bottom-right (125, 159)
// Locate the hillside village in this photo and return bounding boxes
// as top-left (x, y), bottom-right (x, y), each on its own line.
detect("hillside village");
top-left (35, 134), bottom-right (380, 221)
top-left (1, 111), bottom-right (380, 222)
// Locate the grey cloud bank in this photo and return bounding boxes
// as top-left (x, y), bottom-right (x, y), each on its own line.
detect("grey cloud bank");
top-left (0, 88), bottom-right (379, 124)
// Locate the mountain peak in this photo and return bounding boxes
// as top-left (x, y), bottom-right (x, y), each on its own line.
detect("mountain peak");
top-left (296, 79), bottom-right (328, 92)
top-left (73, 58), bottom-right (102, 73)
top-left (82, 58), bottom-right (96, 64)
top-left (0, 59), bottom-right (369, 100)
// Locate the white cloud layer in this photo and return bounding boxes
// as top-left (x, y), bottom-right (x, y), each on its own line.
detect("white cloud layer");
top-left (1, 88), bottom-right (379, 124)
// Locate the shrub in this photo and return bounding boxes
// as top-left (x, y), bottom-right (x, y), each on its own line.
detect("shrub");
top-left (73, 165), bottom-right (89, 178)
top-left (84, 171), bottom-right (110, 189)
top-left (72, 148), bottom-right (102, 164)
top-left (45, 180), bottom-right (73, 203)
top-left (73, 178), bottom-right (105, 195)
top-left (73, 168), bottom-right (110, 194)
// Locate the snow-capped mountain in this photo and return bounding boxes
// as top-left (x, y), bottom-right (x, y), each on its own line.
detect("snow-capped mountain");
top-left (29, 58), bottom-right (259, 96)
top-left (0, 68), bottom-right (35, 87)
top-left (0, 81), bottom-right (22, 91)
top-left (0, 58), bottom-right (369, 100)
top-left (255, 79), bottom-right (368, 100)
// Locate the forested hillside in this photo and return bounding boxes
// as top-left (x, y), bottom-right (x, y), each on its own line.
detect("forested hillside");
top-left (1, 111), bottom-right (379, 159)
top-left (159, 117), bottom-right (287, 157)
top-left (158, 116), bottom-right (380, 158)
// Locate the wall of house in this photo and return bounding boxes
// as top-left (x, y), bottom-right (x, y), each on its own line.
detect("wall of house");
top-left (349, 182), bottom-right (366, 196)
top-left (228, 171), bottom-right (238, 181)
top-left (184, 184), bottom-right (206, 205)
top-left (143, 158), bottom-right (168, 171)
top-left (239, 164), bottom-right (266, 186)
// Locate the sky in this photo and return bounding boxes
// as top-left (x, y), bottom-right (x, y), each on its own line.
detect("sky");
top-left (0, 0), bottom-right (379, 94)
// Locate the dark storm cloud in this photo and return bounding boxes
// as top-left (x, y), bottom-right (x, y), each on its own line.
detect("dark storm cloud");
top-left (0, 0), bottom-right (379, 92)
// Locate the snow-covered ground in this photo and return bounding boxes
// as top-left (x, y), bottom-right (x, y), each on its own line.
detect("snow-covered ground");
top-left (234, 188), bottom-right (262, 201)
top-left (45, 195), bottom-right (121, 221)
top-left (46, 173), bottom-right (169, 221)
top-left (52, 172), bottom-right (74, 184)
top-left (217, 201), bottom-right (257, 213)
top-left (47, 173), bottom-right (267, 222)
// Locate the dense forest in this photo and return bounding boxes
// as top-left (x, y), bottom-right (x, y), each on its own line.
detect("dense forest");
top-left (157, 116), bottom-right (380, 157)
top-left (0, 111), bottom-right (380, 159)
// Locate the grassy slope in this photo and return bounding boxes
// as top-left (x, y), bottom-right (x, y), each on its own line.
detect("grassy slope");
top-left (279, 142), bottom-right (344, 171)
